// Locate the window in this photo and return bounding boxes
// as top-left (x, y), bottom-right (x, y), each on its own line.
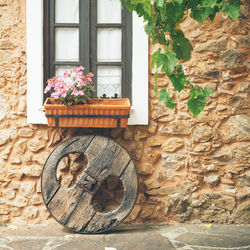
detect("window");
top-left (44, 0), bottom-right (132, 100)
top-left (27, 0), bottom-right (148, 125)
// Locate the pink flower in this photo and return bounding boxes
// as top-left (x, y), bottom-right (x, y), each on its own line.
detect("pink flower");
top-left (78, 90), bottom-right (84, 96)
top-left (77, 66), bottom-right (84, 72)
top-left (45, 66), bottom-right (94, 106)
top-left (72, 90), bottom-right (79, 96)
top-left (51, 92), bottom-right (60, 99)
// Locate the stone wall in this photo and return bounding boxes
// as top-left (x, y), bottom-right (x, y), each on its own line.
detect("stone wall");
top-left (0, 0), bottom-right (249, 225)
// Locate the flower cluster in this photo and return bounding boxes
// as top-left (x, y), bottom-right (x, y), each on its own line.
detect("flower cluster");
top-left (44, 66), bottom-right (94, 106)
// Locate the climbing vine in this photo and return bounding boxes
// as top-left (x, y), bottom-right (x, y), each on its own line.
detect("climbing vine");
top-left (123, 0), bottom-right (241, 116)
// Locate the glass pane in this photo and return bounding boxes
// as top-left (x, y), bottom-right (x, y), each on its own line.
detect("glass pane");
top-left (55, 0), bottom-right (79, 23)
top-left (55, 66), bottom-right (74, 77)
top-left (97, 0), bottom-right (121, 23)
top-left (97, 28), bottom-right (121, 62)
top-left (55, 28), bottom-right (79, 61)
top-left (97, 66), bottom-right (121, 98)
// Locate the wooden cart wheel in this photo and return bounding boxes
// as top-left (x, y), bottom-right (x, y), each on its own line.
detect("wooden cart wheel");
top-left (41, 135), bottom-right (138, 233)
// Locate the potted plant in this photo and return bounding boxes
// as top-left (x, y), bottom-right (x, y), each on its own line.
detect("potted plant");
top-left (43, 66), bottom-right (130, 128)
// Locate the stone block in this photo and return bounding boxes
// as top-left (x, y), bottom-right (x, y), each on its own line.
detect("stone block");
top-left (1, 145), bottom-right (12, 160)
top-left (193, 142), bottom-right (211, 152)
top-left (2, 189), bottom-right (15, 199)
top-left (233, 200), bottom-right (250, 224)
top-left (162, 138), bottom-right (184, 152)
top-left (146, 186), bottom-right (185, 196)
top-left (236, 172), bottom-right (250, 187)
top-left (214, 197), bottom-right (235, 211)
top-left (148, 121), bottom-right (157, 134)
top-left (0, 104), bottom-right (8, 121)
top-left (13, 196), bottom-right (28, 208)
top-left (14, 139), bottom-right (27, 154)
top-left (20, 182), bottom-right (36, 198)
top-left (134, 130), bottom-right (148, 141)
top-left (195, 38), bottom-right (227, 53)
top-left (18, 128), bottom-right (34, 138)
top-left (28, 138), bottom-right (47, 152)
top-left (137, 163), bottom-right (154, 175)
top-left (23, 206), bottom-right (38, 219)
top-left (0, 130), bottom-right (10, 146)
top-left (22, 165), bottom-right (41, 177)
top-left (144, 178), bottom-right (161, 190)
top-left (159, 121), bottom-right (191, 135)
top-left (147, 136), bottom-right (163, 147)
top-left (127, 141), bottom-right (143, 161)
top-left (145, 148), bottom-right (161, 164)
top-left (123, 127), bottom-right (133, 140)
top-left (0, 204), bottom-right (10, 215)
top-left (220, 49), bottom-right (242, 67)
top-left (218, 115), bottom-right (250, 143)
top-left (139, 205), bottom-right (155, 219)
top-left (30, 195), bottom-right (43, 205)
top-left (204, 174), bottom-right (220, 187)
top-left (17, 96), bottom-right (26, 112)
top-left (151, 104), bottom-right (170, 120)
top-left (212, 147), bottom-right (232, 161)
top-left (161, 153), bottom-right (186, 170)
top-left (193, 125), bottom-right (213, 143)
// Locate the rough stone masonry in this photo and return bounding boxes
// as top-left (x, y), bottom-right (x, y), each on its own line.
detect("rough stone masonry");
top-left (0, 0), bottom-right (249, 226)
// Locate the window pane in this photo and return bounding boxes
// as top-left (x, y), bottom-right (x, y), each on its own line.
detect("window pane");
top-left (97, 66), bottom-right (121, 98)
top-left (55, 66), bottom-right (73, 77)
top-left (55, 28), bottom-right (79, 61)
top-left (97, 28), bottom-right (121, 62)
top-left (97, 0), bottom-right (121, 23)
top-left (55, 0), bottom-right (79, 23)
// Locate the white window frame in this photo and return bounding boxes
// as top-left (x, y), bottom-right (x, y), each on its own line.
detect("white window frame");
top-left (26, 0), bottom-right (148, 125)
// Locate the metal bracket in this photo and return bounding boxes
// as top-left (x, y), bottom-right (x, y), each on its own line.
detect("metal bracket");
top-left (76, 169), bottom-right (99, 194)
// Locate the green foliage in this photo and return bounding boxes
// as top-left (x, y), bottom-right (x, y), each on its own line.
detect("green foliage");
top-left (171, 30), bottom-right (193, 60)
top-left (168, 67), bottom-right (187, 92)
top-left (159, 88), bottom-right (176, 109)
top-left (187, 86), bottom-right (212, 116)
top-left (123, 0), bottom-right (241, 117)
top-left (151, 48), bottom-right (177, 75)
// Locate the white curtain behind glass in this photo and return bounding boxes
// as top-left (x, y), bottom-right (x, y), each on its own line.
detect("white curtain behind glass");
top-left (97, 67), bottom-right (121, 97)
top-left (55, 28), bottom-right (79, 62)
top-left (97, 0), bottom-right (122, 98)
top-left (55, 0), bottom-right (79, 23)
top-left (97, 0), bottom-right (121, 23)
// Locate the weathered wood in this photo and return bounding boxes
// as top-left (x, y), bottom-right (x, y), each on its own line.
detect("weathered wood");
top-left (41, 135), bottom-right (95, 204)
top-left (84, 161), bottom-right (138, 233)
top-left (65, 146), bottom-right (132, 232)
top-left (41, 135), bottom-right (138, 233)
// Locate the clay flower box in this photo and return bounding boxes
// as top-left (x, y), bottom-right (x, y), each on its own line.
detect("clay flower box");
top-left (44, 97), bottom-right (130, 128)
top-left (43, 66), bottom-right (130, 128)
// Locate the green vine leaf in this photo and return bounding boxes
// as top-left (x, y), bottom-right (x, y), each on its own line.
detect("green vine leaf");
top-left (154, 71), bottom-right (159, 95)
top-left (130, 0), bottom-right (151, 16)
top-left (171, 29), bottom-right (193, 61)
top-left (201, 0), bottom-right (217, 8)
top-left (187, 95), bottom-right (207, 117)
top-left (187, 86), bottom-right (212, 116)
top-left (151, 49), bottom-right (177, 75)
top-left (190, 7), bottom-right (215, 23)
top-left (168, 69), bottom-right (187, 92)
top-left (159, 88), bottom-right (176, 109)
top-left (222, 0), bottom-right (241, 21)
top-left (203, 87), bottom-right (213, 97)
top-left (156, 0), bottom-right (165, 8)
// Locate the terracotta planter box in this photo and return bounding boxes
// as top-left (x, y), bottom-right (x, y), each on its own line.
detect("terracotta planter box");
top-left (43, 98), bottom-right (131, 128)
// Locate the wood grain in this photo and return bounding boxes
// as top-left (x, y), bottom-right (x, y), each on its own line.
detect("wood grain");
top-left (41, 135), bottom-right (138, 233)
